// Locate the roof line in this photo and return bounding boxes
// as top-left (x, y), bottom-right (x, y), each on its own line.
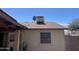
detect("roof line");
top-left (25, 28), bottom-right (68, 30)
top-left (0, 9), bottom-right (17, 23)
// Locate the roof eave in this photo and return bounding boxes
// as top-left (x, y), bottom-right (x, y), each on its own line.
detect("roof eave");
top-left (0, 9), bottom-right (27, 30)
top-left (25, 28), bottom-right (67, 30)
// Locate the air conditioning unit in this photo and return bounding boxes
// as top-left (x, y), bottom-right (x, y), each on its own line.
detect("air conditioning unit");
top-left (33, 16), bottom-right (44, 24)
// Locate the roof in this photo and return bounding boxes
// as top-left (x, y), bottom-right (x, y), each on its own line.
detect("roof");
top-left (20, 22), bottom-right (67, 30)
top-left (0, 9), bottom-right (27, 31)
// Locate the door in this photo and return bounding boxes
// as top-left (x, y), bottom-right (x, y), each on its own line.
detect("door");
top-left (0, 32), bottom-right (4, 47)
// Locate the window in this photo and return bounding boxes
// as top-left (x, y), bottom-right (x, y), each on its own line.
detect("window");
top-left (40, 32), bottom-right (51, 43)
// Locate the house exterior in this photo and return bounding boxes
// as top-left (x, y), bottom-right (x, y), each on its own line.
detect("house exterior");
top-left (0, 9), bottom-right (26, 51)
top-left (65, 29), bottom-right (79, 36)
top-left (20, 16), bottom-right (66, 51)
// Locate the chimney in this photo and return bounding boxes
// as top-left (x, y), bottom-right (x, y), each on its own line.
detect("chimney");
top-left (33, 16), bottom-right (45, 24)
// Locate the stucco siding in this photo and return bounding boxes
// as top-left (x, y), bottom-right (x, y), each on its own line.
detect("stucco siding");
top-left (21, 30), bottom-right (65, 51)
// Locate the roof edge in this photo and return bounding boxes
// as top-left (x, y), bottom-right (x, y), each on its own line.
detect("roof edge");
top-left (24, 28), bottom-right (68, 30)
top-left (0, 9), bottom-right (17, 22)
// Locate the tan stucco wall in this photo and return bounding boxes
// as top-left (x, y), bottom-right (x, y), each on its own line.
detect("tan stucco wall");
top-left (21, 29), bottom-right (65, 51)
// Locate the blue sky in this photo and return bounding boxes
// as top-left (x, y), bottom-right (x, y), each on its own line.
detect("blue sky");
top-left (2, 8), bottom-right (79, 26)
